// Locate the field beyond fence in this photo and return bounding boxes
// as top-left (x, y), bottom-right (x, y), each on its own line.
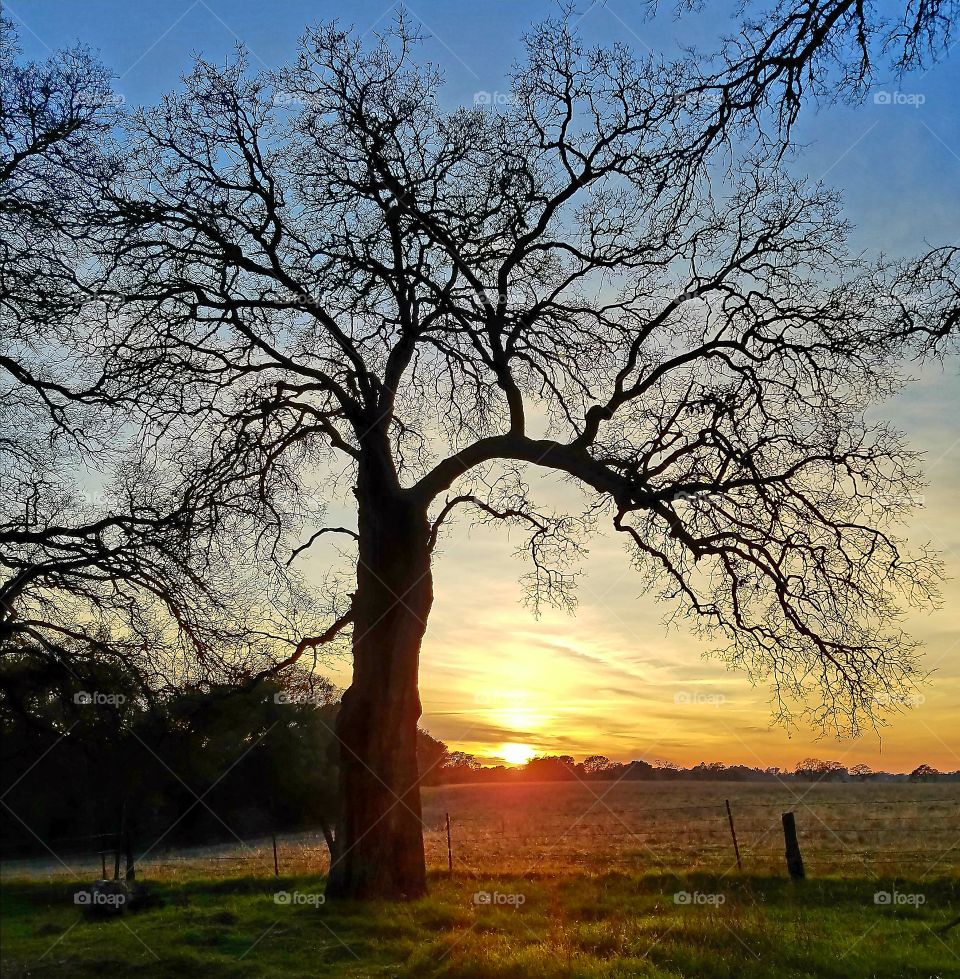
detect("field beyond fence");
top-left (3, 781), bottom-right (958, 884)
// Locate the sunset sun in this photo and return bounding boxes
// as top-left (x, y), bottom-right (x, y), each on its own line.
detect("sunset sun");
top-left (501, 743), bottom-right (536, 766)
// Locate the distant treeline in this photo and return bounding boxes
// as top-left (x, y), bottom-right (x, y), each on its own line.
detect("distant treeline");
top-left (423, 750), bottom-right (960, 785)
top-left (2, 657), bottom-right (956, 862)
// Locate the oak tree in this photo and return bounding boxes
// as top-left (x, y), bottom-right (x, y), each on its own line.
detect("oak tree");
top-left (92, 16), bottom-right (954, 899)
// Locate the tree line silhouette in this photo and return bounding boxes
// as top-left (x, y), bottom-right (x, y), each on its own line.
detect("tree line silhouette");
top-left (4, 662), bottom-right (954, 865)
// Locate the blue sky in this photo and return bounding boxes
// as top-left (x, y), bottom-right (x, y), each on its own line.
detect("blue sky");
top-left (8, 0), bottom-right (960, 770)
top-left (10, 0), bottom-right (957, 258)
top-left (10, 0), bottom-right (959, 257)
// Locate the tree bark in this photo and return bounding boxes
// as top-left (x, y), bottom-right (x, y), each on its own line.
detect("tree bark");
top-left (325, 459), bottom-right (432, 900)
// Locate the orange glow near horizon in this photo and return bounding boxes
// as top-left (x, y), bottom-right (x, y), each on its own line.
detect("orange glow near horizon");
top-left (315, 372), bottom-right (960, 777)
top-left (500, 743), bottom-right (536, 766)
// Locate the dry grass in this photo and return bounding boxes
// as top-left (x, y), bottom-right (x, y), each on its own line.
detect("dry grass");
top-left (422, 780), bottom-right (960, 879)
top-left (3, 781), bottom-right (957, 885)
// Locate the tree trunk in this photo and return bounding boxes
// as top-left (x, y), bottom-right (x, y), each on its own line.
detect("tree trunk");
top-left (325, 469), bottom-right (432, 900)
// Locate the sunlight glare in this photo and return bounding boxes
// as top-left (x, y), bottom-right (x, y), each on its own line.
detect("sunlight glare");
top-left (501, 742), bottom-right (535, 766)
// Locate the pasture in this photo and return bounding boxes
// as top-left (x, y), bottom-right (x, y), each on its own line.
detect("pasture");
top-left (2, 781), bottom-right (958, 976)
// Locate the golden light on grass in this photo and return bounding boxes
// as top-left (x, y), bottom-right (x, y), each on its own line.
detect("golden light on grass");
top-left (500, 742), bottom-right (536, 766)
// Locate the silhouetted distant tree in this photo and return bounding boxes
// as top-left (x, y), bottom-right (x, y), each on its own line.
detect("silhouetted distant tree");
top-left (624, 760), bottom-right (656, 780)
top-left (692, 761), bottom-right (729, 780)
top-left (446, 750), bottom-right (482, 772)
top-left (909, 763), bottom-right (941, 782)
top-left (582, 754), bottom-right (613, 776)
top-left (416, 728), bottom-right (450, 786)
top-left (794, 757), bottom-right (848, 781)
top-left (525, 755), bottom-right (578, 781)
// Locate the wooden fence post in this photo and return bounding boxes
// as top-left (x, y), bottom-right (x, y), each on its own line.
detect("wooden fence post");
top-left (725, 800), bottom-right (742, 871)
top-left (781, 811), bottom-right (805, 880)
top-left (113, 800), bottom-right (127, 880)
top-left (445, 813), bottom-right (453, 874)
top-left (125, 826), bottom-right (136, 881)
top-left (272, 832), bottom-right (280, 877)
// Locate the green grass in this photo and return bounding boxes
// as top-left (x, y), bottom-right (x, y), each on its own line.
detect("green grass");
top-left (2, 871), bottom-right (958, 977)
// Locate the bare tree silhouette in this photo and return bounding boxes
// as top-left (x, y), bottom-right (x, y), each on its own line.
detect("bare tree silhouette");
top-left (0, 8), bottom-right (941, 898)
top-left (0, 19), bottom-right (312, 695)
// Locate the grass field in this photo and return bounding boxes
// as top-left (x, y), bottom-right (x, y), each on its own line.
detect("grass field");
top-left (2, 782), bottom-right (958, 976)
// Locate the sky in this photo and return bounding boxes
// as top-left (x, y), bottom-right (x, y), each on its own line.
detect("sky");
top-left (8, 0), bottom-right (959, 773)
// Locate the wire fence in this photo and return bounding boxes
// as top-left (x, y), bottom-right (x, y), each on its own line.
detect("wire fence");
top-left (418, 782), bottom-right (960, 880)
top-left (3, 783), bottom-right (958, 883)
